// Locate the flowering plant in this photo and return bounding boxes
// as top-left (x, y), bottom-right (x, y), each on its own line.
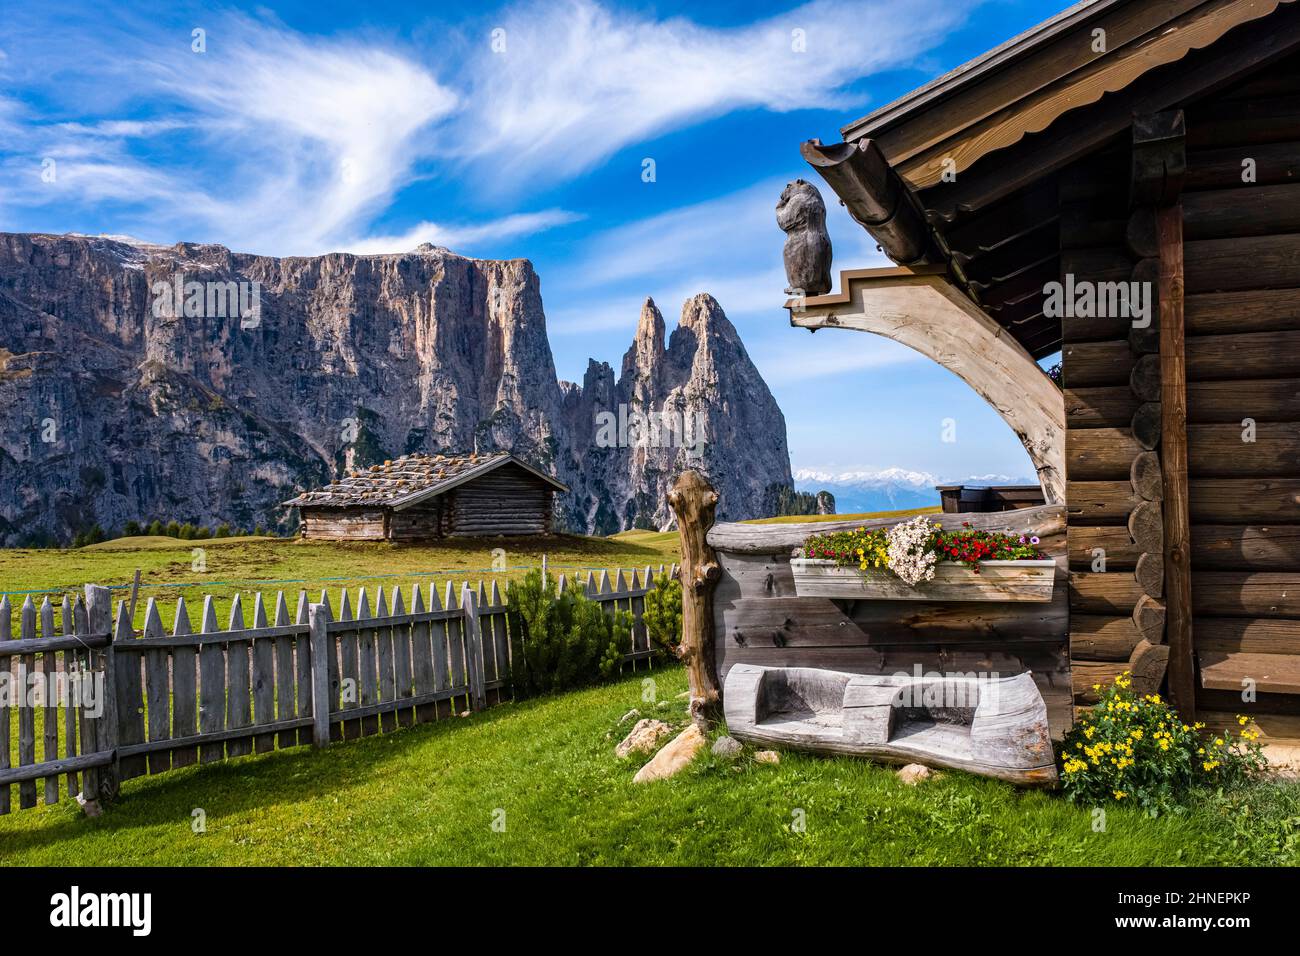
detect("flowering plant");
top-left (1060, 672), bottom-right (1267, 813)
top-left (803, 518), bottom-right (1046, 585)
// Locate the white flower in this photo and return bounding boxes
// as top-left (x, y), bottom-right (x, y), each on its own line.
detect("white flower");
top-left (884, 516), bottom-right (937, 586)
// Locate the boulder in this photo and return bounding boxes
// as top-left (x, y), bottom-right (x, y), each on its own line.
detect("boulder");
top-left (897, 763), bottom-right (934, 785)
top-left (712, 735), bottom-right (743, 758)
top-left (616, 719), bottom-right (673, 758)
top-left (633, 725), bottom-right (706, 782)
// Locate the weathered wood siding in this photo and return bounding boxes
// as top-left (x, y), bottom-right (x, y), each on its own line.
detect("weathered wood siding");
top-left (389, 501), bottom-right (443, 541)
top-left (707, 506), bottom-right (1072, 739)
top-left (300, 507), bottom-right (387, 541)
top-left (443, 463), bottom-right (554, 537)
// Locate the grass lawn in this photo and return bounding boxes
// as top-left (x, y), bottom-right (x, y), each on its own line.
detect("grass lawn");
top-left (1, 666), bottom-right (1295, 866)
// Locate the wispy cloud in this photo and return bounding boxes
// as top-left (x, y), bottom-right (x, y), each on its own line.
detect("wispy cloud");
top-left (448, 0), bottom-right (980, 186)
top-left (342, 208), bottom-right (585, 255)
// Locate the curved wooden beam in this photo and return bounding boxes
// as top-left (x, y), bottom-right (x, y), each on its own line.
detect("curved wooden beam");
top-left (787, 267), bottom-right (1065, 504)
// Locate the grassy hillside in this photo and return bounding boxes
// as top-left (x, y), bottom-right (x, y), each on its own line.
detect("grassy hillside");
top-left (0, 534), bottom-right (681, 632)
top-left (0, 666), bottom-right (1294, 866)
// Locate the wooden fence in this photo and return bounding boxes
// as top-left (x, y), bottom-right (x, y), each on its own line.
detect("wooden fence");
top-left (0, 564), bottom-right (677, 816)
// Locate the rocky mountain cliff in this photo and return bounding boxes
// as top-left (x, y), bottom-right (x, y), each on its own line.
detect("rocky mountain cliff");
top-left (0, 233), bottom-right (792, 544)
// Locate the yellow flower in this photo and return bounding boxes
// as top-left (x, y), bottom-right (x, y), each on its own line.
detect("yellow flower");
top-left (1237, 715), bottom-right (1249, 726)
top-left (1113, 790), bottom-right (1126, 800)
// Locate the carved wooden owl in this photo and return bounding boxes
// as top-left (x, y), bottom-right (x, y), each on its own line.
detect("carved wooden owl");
top-left (776, 179), bottom-right (832, 297)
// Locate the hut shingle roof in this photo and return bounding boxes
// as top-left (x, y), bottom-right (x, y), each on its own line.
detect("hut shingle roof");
top-left (282, 452), bottom-right (566, 510)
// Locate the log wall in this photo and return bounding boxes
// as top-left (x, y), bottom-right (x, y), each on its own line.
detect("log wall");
top-left (442, 464), bottom-right (555, 537)
top-left (1060, 144), bottom-right (1171, 713)
top-left (1177, 67), bottom-right (1300, 741)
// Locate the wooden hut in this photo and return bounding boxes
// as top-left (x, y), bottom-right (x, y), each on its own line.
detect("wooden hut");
top-left (678, 0), bottom-right (1300, 754)
top-left (283, 452), bottom-right (567, 541)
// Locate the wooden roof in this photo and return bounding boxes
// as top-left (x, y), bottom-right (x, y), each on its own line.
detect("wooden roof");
top-left (803, 0), bottom-right (1300, 359)
top-left (282, 452), bottom-right (567, 511)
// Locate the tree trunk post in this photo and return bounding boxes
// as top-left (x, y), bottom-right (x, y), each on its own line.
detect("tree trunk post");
top-left (668, 470), bottom-right (722, 728)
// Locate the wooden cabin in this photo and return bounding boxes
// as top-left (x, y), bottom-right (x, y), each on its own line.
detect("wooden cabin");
top-left (694, 0), bottom-right (1300, 754)
top-left (283, 452), bottom-right (567, 541)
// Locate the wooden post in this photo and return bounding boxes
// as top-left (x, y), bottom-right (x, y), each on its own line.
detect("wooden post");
top-left (1157, 203), bottom-right (1195, 715)
top-left (461, 584), bottom-right (487, 712)
top-left (667, 470), bottom-right (722, 728)
top-left (308, 604), bottom-right (331, 748)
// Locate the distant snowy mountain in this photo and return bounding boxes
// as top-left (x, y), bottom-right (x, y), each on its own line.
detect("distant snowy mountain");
top-left (793, 468), bottom-right (1035, 515)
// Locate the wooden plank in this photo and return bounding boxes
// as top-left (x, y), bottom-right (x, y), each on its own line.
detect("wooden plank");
top-left (309, 604), bottom-right (331, 748)
top-left (1069, 572), bottom-right (1144, 614)
top-left (60, 595), bottom-right (78, 799)
top-left (273, 592), bottom-right (297, 749)
top-left (1066, 428), bottom-right (1143, 481)
top-left (1185, 232), bottom-right (1300, 292)
top-left (294, 591), bottom-right (313, 747)
top-left (461, 584), bottom-right (486, 712)
top-left (1200, 651), bottom-right (1300, 695)
top-left (1064, 386), bottom-right (1139, 428)
top-left (1192, 571), bottom-right (1300, 618)
top-left (17, 598), bottom-right (36, 808)
top-left (430, 584), bottom-right (452, 716)
top-left (390, 587), bottom-right (415, 727)
top-left (1196, 616), bottom-right (1300, 655)
top-left (355, 589), bottom-right (379, 737)
top-left (251, 593), bottom-right (276, 753)
top-left (491, 581), bottom-right (511, 696)
top-left (1187, 330), bottom-right (1300, 381)
top-left (1157, 201), bottom-right (1195, 716)
top-left (375, 588), bottom-right (397, 733)
top-left (1197, 709), bottom-right (1300, 741)
top-left (1186, 288), bottom-right (1300, 334)
top-left (1183, 183), bottom-right (1300, 239)
top-left (1192, 524), bottom-right (1300, 571)
top-left (336, 590), bottom-right (360, 740)
top-left (170, 597), bottom-right (199, 768)
top-left (1186, 422), bottom-right (1300, 477)
top-left (1186, 141), bottom-right (1300, 192)
top-left (409, 585), bottom-right (435, 724)
top-left (1068, 525), bottom-right (1140, 570)
top-left (39, 598), bottom-right (58, 804)
top-left (1070, 614), bottom-right (1143, 661)
top-left (142, 598), bottom-right (171, 774)
top-left (446, 582), bottom-right (466, 713)
top-left (1189, 478), bottom-right (1300, 521)
top-left (1066, 480), bottom-right (1140, 524)
top-left (225, 595), bottom-right (253, 758)
top-left (197, 596), bottom-right (225, 764)
top-left (789, 559), bottom-right (1056, 602)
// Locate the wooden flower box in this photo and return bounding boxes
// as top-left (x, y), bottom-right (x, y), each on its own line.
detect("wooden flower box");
top-left (789, 558), bottom-right (1057, 602)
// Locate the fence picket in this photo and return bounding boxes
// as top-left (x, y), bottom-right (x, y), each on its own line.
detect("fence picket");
top-left (225, 594), bottom-right (253, 758)
top-left (198, 596), bottom-right (225, 764)
top-left (294, 591), bottom-right (312, 747)
top-left (171, 597), bottom-right (199, 768)
top-left (337, 589), bottom-right (359, 740)
top-left (446, 581), bottom-right (466, 713)
top-left (355, 588), bottom-right (378, 738)
top-left (39, 597), bottom-right (58, 804)
top-left (390, 587), bottom-right (414, 728)
top-left (375, 588), bottom-right (396, 733)
top-left (430, 583), bottom-right (451, 718)
top-left (60, 595), bottom-right (78, 797)
top-left (273, 592), bottom-right (297, 749)
top-left (17, 597), bottom-right (36, 808)
top-left (142, 598), bottom-right (171, 775)
top-left (251, 593), bottom-right (276, 754)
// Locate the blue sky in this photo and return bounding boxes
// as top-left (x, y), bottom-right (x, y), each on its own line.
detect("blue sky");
top-left (0, 0), bottom-right (1066, 482)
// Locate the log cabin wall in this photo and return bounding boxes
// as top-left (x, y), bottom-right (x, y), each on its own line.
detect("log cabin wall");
top-left (706, 506), bottom-right (1073, 739)
top-left (388, 501), bottom-right (443, 541)
top-left (299, 507), bottom-right (387, 541)
top-left (1175, 60), bottom-right (1300, 741)
top-left (442, 463), bottom-right (556, 537)
top-left (1060, 144), bottom-right (1171, 712)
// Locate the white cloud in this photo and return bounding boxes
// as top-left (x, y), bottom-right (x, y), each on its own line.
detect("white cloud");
top-left (341, 208), bottom-right (584, 255)
top-left (449, 0), bottom-right (980, 185)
